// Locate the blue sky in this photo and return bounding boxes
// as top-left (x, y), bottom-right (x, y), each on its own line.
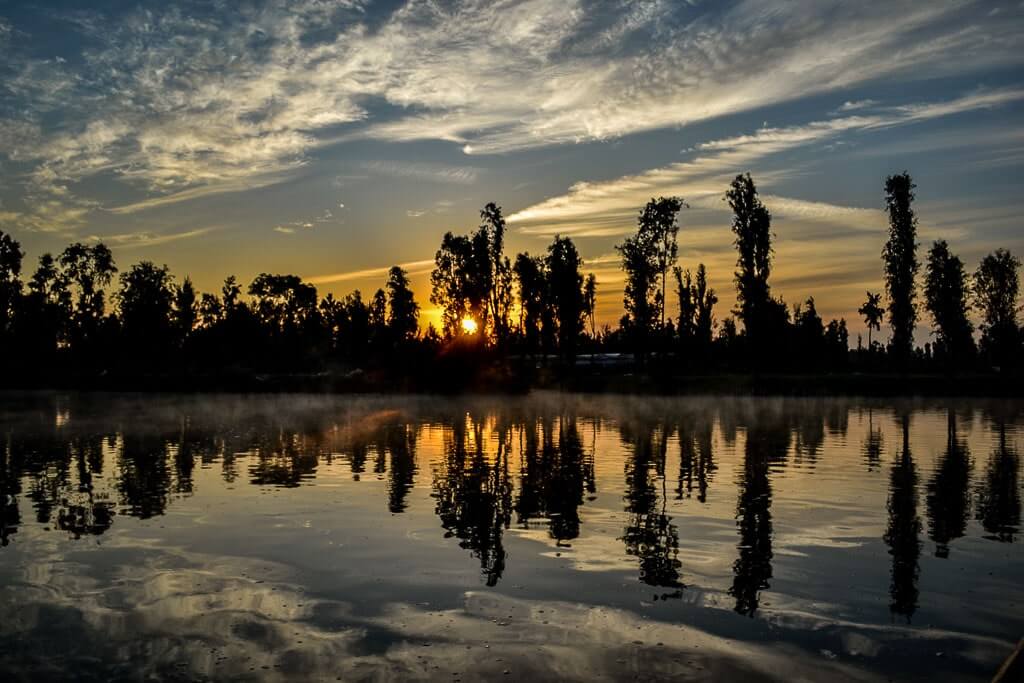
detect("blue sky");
top-left (1, 0), bottom-right (1022, 337)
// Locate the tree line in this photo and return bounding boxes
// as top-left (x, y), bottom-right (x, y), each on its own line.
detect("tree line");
top-left (0, 170), bottom-right (1020, 385)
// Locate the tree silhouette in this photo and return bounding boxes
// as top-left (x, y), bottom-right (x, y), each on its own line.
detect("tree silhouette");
top-left (118, 261), bottom-right (175, 363)
top-left (0, 230), bottom-right (23, 345)
top-left (513, 253), bottom-right (548, 356)
top-left (546, 235), bottom-right (585, 361)
top-left (386, 266), bottom-right (419, 343)
top-left (431, 232), bottom-right (485, 338)
top-left (973, 248), bottom-right (1021, 370)
top-left (618, 197), bottom-right (684, 359)
top-left (882, 173), bottom-right (919, 361)
top-left (583, 273), bottom-right (597, 338)
top-left (173, 277), bottom-right (198, 346)
top-left (924, 240), bottom-right (975, 367)
top-left (57, 242), bottom-right (117, 357)
top-left (727, 173), bottom-right (786, 364)
top-left (858, 291), bottom-right (884, 350)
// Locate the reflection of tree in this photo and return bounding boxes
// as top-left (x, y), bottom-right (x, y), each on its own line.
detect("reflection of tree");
top-left (0, 436), bottom-right (21, 547)
top-left (926, 411), bottom-right (970, 558)
top-left (118, 434), bottom-right (172, 519)
top-left (384, 423), bottom-right (417, 514)
top-left (57, 436), bottom-right (113, 538)
top-left (976, 421), bottom-right (1020, 543)
top-left (433, 418), bottom-right (511, 586)
top-left (862, 408), bottom-right (883, 472)
top-left (515, 415), bottom-right (592, 544)
top-left (621, 421), bottom-right (682, 594)
top-left (730, 417), bottom-right (788, 616)
top-left (793, 404), bottom-right (824, 466)
top-left (248, 433), bottom-right (319, 488)
top-left (884, 414), bottom-right (921, 622)
top-left (677, 413), bottom-right (715, 503)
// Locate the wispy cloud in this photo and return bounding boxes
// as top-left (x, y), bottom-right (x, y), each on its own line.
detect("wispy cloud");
top-left (509, 88), bottom-right (1024, 237)
top-left (0, 0), bottom-right (1020, 231)
top-left (307, 259), bottom-right (436, 285)
top-left (359, 160), bottom-right (480, 185)
top-left (86, 226), bottom-right (216, 249)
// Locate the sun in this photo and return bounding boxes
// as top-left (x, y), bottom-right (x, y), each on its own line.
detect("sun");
top-left (460, 317), bottom-right (479, 335)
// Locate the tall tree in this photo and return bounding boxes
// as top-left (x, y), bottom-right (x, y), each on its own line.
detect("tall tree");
top-left (726, 174), bottom-right (775, 343)
top-left (882, 172), bottom-right (919, 360)
top-left (973, 248), bottom-right (1021, 369)
top-left (924, 240), bottom-right (974, 366)
top-left (618, 198), bottom-right (684, 358)
top-left (692, 264), bottom-right (717, 349)
top-left (386, 266), bottom-right (419, 343)
top-left (546, 235), bottom-right (585, 361)
top-left (583, 273), bottom-right (597, 338)
top-left (0, 230), bottom-right (23, 342)
top-left (858, 291), bottom-right (884, 349)
top-left (514, 253), bottom-right (548, 355)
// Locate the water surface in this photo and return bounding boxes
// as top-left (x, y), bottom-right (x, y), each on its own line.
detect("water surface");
top-left (1, 393), bottom-right (1021, 681)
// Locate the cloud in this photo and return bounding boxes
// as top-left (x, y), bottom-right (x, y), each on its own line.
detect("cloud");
top-left (359, 160), bottom-right (480, 185)
top-left (0, 0), bottom-right (1020, 229)
top-left (86, 226), bottom-right (215, 248)
top-left (307, 259), bottom-right (435, 285)
top-left (508, 88), bottom-right (1024, 237)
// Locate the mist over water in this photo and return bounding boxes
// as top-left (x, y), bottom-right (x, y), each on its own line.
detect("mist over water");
top-left (0, 393), bottom-right (1021, 681)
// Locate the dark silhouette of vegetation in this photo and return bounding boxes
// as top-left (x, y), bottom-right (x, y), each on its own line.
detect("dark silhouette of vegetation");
top-left (882, 173), bottom-right (919, 361)
top-left (973, 248), bottom-right (1021, 370)
top-left (1, 167), bottom-right (1021, 392)
top-left (858, 291), bottom-right (884, 351)
top-left (924, 240), bottom-right (975, 368)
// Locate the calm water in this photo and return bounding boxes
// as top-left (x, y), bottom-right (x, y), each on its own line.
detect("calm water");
top-left (0, 393), bottom-right (1021, 682)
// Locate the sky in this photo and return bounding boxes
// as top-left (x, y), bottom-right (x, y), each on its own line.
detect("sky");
top-left (1, 0), bottom-right (1022, 340)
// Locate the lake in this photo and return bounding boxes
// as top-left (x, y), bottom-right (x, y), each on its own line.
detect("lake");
top-left (0, 393), bottom-right (1021, 681)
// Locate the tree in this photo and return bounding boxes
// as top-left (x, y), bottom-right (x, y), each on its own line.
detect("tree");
top-left (57, 242), bottom-right (117, 352)
top-left (882, 172), bottom-right (919, 360)
top-left (637, 197), bottom-right (685, 328)
top-left (583, 273), bottom-right (597, 338)
top-left (858, 291), bottom-right (884, 349)
top-left (431, 232), bottom-right (483, 337)
top-left (618, 199), bottom-right (683, 358)
top-left (726, 174), bottom-right (775, 344)
top-left (973, 248), bottom-right (1021, 369)
top-left (480, 203), bottom-right (514, 345)
top-left (514, 253), bottom-right (548, 355)
top-left (118, 261), bottom-right (175, 358)
top-left (546, 235), bottom-right (585, 361)
top-left (675, 267), bottom-right (696, 345)
top-left (924, 240), bottom-right (974, 366)
top-left (0, 230), bottom-right (23, 342)
top-left (248, 274), bottom-right (318, 332)
top-left (692, 264), bottom-right (717, 349)
top-left (173, 277), bottom-right (198, 344)
top-left (386, 266), bottom-right (419, 343)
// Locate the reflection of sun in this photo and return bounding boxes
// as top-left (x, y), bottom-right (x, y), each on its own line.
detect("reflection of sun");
top-left (461, 317), bottom-right (479, 335)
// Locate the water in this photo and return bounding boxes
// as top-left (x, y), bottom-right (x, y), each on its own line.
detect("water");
top-left (0, 393), bottom-right (1021, 682)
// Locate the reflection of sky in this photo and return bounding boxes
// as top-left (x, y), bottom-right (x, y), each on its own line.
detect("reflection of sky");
top-left (1, 394), bottom-right (1022, 680)
top-left (1, 2), bottom-right (1023, 339)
